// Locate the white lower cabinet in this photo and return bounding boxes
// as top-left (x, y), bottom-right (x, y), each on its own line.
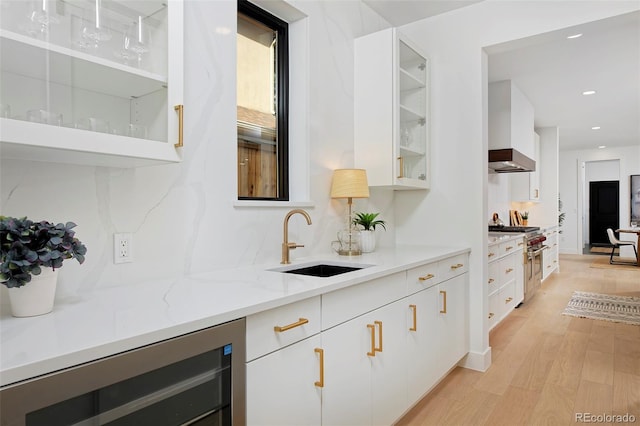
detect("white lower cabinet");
top-left (246, 253), bottom-right (470, 425)
top-left (487, 235), bottom-right (525, 331)
top-left (322, 299), bottom-right (407, 426)
top-left (246, 335), bottom-right (322, 425)
top-left (437, 274), bottom-right (470, 373)
top-left (406, 286), bottom-right (439, 403)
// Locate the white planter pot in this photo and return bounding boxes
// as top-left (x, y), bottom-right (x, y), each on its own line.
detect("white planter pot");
top-left (8, 268), bottom-right (58, 317)
top-left (360, 230), bottom-right (377, 253)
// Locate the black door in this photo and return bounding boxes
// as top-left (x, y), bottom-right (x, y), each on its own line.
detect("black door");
top-left (589, 181), bottom-right (619, 245)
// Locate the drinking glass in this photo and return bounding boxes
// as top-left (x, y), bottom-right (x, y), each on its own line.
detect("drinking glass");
top-left (26, 0), bottom-right (60, 37)
top-left (117, 16), bottom-right (151, 66)
top-left (73, 0), bottom-right (111, 50)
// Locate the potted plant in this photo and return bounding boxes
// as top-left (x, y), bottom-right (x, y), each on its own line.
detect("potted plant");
top-left (0, 216), bottom-right (87, 317)
top-left (352, 212), bottom-right (386, 253)
top-left (521, 211), bottom-right (529, 226)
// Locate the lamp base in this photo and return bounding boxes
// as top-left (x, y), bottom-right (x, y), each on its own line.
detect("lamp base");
top-left (337, 248), bottom-right (362, 256)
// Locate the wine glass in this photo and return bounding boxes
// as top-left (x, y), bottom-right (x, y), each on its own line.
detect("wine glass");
top-left (26, 0), bottom-right (60, 37)
top-left (73, 0), bottom-right (111, 51)
top-left (119, 16), bottom-right (151, 66)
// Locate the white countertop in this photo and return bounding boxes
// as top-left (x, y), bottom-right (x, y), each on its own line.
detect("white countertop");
top-left (0, 245), bottom-right (469, 387)
top-left (488, 232), bottom-right (526, 245)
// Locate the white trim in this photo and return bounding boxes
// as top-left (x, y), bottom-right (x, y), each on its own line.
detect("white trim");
top-left (458, 347), bottom-right (492, 372)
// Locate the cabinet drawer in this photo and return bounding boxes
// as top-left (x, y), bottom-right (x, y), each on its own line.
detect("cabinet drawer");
top-left (488, 292), bottom-right (499, 330)
top-left (246, 296), bottom-right (321, 361)
top-left (487, 244), bottom-right (499, 260)
top-left (499, 255), bottom-right (517, 285)
top-left (407, 261), bottom-right (440, 294)
top-left (499, 240), bottom-right (519, 257)
top-left (487, 261), bottom-right (499, 295)
top-left (437, 254), bottom-right (469, 282)
top-left (322, 272), bottom-right (406, 330)
top-left (500, 281), bottom-right (517, 316)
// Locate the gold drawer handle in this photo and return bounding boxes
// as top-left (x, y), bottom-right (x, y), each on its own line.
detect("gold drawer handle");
top-left (506, 246), bottom-right (513, 251)
top-left (409, 304), bottom-right (417, 331)
top-left (506, 268), bottom-right (514, 273)
top-left (488, 278), bottom-right (495, 284)
top-left (419, 273), bottom-right (435, 281)
top-left (374, 320), bottom-right (383, 353)
top-left (440, 290), bottom-right (447, 314)
top-left (488, 252), bottom-right (495, 257)
top-left (367, 324), bottom-right (376, 357)
top-left (397, 156), bottom-right (404, 178)
top-left (518, 242), bottom-right (524, 246)
top-left (505, 297), bottom-right (513, 304)
top-left (488, 312), bottom-right (494, 319)
top-left (314, 348), bottom-right (324, 387)
top-left (274, 317), bottom-right (308, 332)
top-left (450, 263), bottom-right (464, 270)
top-left (174, 104), bottom-right (184, 148)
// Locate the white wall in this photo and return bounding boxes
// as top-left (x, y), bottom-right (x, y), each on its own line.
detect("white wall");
top-left (0, 0), bottom-right (393, 301)
top-left (560, 146), bottom-right (639, 255)
top-left (397, 1), bottom-right (639, 371)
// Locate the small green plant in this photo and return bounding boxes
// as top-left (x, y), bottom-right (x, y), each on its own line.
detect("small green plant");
top-left (521, 211), bottom-right (529, 220)
top-left (353, 212), bottom-right (386, 231)
top-left (558, 195), bottom-right (566, 233)
top-left (0, 216), bottom-right (87, 288)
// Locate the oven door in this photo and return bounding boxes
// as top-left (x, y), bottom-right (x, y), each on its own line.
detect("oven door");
top-left (524, 246), bottom-right (546, 301)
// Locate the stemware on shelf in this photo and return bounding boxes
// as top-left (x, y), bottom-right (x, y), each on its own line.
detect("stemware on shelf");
top-left (117, 15), bottom-right (152, 66)
top-left (25, 0), bottom-right (60, 37)
top-left (73, 0), bottom-right (112, 51)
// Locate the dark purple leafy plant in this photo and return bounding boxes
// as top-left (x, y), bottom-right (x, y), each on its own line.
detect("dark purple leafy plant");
top-left (0, 216), bottom-right (87, 288)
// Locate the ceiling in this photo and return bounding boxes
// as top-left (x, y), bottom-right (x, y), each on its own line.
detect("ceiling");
top-left (362, 1), bottom-right (640, 151)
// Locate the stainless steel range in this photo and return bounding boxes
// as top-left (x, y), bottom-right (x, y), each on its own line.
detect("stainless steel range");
top-left (488, 226), bottom-right (547, 302)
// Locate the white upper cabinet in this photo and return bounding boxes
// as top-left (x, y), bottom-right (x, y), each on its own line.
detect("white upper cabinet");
top-left (355, 28), bottom-right (430, 190)
top-left (511, 132), bottom-right (541, 202)
top-left (0, 0), bottom-right (183, 167)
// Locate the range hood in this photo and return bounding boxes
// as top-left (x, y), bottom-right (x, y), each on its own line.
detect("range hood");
top-left (488, 148), bottom-right (535, 173)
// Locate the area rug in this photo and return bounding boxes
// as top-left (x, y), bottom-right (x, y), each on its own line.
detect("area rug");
top-left (589, 256), bottom-right (639, 270)
top-left (562, 291), bottom-right (640, 326)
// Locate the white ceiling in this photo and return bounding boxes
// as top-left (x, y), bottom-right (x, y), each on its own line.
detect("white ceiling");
top-left (362, 1), bottom-right (640, 151)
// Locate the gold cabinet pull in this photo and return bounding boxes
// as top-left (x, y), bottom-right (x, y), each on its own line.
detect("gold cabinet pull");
top-left (409, 304), bottom-right (417, 331)
top-left (505, 268), bottom-right (514, 273)
top-left (374, 321), bottom-right (383, 352)
top-left (314, 348), bottom-right (324, 387)
top-left (488, 312), bottom-right (494, 319)
top-left (506, 246), bottom-right (513, 251)
top-left (505, 297), bottom-right (513, 304)
top-left (274, 317), bottom-right (308, 332)
top-left (367, 324), bottom-right (376, 356)
top-left (488, 252), bottom-right (495, 258)
top-left (440, 290), bottom-right (447, 314)
top-left (518, 242), bottom-right (524, 246)
top-left (174, 104), bottom-right (184, 148)
top-left (418, 273), bottom-right (435, 281)
top-left (450, 263), bottom-right (464, 270)
top-left (488, 278), bottom-right (495, 284)
top-left (397, 157), bottom-right (405, 178)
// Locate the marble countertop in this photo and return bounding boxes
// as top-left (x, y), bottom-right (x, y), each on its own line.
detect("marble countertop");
top-left (0, 245), bottom-right (469, 387)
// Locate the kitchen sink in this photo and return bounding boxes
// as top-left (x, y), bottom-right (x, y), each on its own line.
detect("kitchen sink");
top-left (270, 261), bottom-right (373, 277)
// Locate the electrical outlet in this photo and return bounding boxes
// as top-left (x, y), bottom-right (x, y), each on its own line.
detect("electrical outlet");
top-left (114, 233), bottom-right (133, 264)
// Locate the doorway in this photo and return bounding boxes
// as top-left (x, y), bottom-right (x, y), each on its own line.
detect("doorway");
top-left (588, 181), bottom-right (619, 246)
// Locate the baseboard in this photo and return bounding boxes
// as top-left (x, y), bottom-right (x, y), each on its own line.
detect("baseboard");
top-left (458, 347), bottom-right (491, 372)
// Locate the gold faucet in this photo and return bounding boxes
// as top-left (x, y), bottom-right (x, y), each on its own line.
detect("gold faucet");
top-left (282, 209), bottom-right (312, 264)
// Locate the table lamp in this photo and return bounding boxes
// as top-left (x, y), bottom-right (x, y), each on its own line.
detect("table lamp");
top-left (330, 169), bottom-right (370, 255)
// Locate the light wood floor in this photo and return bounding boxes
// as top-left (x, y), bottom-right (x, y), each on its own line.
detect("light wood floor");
top-left (397, 254), bottom-right (640, 426)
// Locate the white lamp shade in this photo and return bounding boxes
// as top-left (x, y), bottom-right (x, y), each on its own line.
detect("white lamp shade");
top-left (330, 169), bottom-right (370, 199)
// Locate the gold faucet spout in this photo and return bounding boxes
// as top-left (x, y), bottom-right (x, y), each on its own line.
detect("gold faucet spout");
top-left (282, 209), bottom-right (312, 264)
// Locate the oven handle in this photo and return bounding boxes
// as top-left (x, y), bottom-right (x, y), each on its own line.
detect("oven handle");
top-left (528, 245), bottom-right (548, 258)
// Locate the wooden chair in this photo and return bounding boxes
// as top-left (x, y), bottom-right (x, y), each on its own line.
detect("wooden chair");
top-left (606, 228), bottom-right (637, 265)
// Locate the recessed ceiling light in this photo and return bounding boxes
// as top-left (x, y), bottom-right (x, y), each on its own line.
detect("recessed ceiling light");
top-left (567, 33), bottom-right (583, 39)
top-left (583, 90), bottom-right (596, 95)
top-left (592, 126), bottom-right (601, 130)
top-left (598, 145), bottom-right (606, 149)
